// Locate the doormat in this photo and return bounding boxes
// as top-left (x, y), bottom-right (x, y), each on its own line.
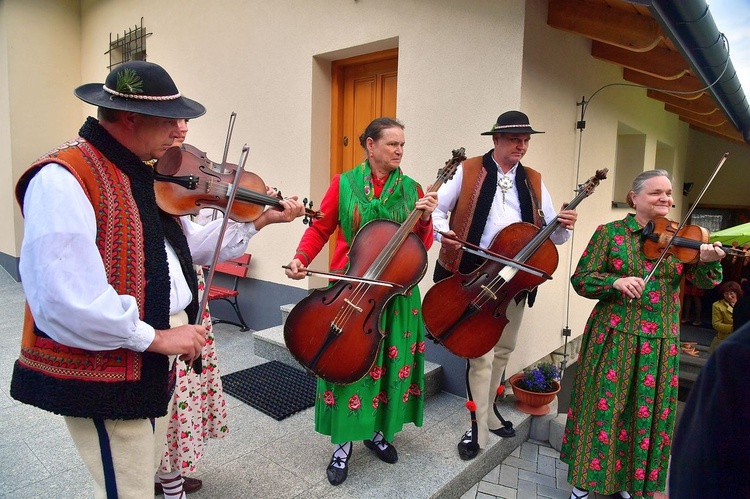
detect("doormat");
top-left (221, 360), bottom-right (317, 421)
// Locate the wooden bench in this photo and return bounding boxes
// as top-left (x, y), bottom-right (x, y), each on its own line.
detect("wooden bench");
top-left (204, 253), bottom-right (251, 331)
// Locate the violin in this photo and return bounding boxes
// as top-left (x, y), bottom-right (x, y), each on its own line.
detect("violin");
top-left (641, 217), bottom-right (747, 264)
top-left (153, 144), bottom-right (323, 224)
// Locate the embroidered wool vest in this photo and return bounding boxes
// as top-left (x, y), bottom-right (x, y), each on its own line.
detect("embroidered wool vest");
top-left (11, 138), bottom-right (176, 420)
top-left (435, 153), bottom-right (544, 279)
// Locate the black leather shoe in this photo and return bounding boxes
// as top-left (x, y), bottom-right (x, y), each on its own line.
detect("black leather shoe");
top-left (457, 431), bottom-right (479, 461)
top-left (489, 422), bottom-right (516, 438)
top-left (363, 438), bottom-right (399, 464)
top-left (326, 444), bottom-right (352, 486)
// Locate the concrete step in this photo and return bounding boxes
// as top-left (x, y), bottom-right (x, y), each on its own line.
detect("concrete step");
top-left (254, 324), bottom-right (443, 399)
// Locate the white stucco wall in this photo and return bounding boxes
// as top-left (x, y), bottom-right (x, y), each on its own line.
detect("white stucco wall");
top-left (0, 0), bottom-right (81, 260)
top-left (77, 0), bottom-right (527, 286)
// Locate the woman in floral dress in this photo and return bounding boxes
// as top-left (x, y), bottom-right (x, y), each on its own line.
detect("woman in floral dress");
top-left (157, 119), bottom-right (304, 497)
top-left (560, 170), bottom-right (724, 498)
top-left (285, 117), bottom-right (438, 486)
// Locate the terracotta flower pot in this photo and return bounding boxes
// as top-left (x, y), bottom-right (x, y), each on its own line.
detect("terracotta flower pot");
top-left (509, 373), bottom-right (561, 416)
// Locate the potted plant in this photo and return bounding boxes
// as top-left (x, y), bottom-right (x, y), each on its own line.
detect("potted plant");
top-left (509, 362), bottom-right (561, 416)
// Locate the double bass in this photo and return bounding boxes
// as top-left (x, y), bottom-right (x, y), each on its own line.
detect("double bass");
top-left (422, 168), bottom-right (608, 359)
top-left (283, 148), bottom-right (466, 384)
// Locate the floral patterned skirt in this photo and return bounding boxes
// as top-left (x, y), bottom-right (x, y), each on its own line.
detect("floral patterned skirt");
top-left (160, 267), bottom-right (228, 474)
top-left (314, 291), bottom-right (425, 444)
top-left (560, 324), bottom-right (679, 497)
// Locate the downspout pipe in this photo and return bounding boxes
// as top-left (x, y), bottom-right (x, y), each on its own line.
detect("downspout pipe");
top-left (643, 0), bottom-right (750, 144)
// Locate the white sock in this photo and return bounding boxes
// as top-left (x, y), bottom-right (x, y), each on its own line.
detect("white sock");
top-left (159, 470), bottom-right (186, 499)
top-left (570, 486), bottom-right (589, 499)
top-left (371, 431), bottom-right (390, 450)
top-left (331, 442), bottom-right (352, 469)
top-left (617, 492), bottom-right (632, 499)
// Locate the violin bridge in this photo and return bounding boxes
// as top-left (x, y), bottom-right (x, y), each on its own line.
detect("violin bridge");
top-left (344, 298), bottom-right (363, 313)
top-left (480, 285), bottom-right (498, 301)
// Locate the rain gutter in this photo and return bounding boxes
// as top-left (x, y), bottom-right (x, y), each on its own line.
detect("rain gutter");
top-left (632, 0), bottom-right (750, 143)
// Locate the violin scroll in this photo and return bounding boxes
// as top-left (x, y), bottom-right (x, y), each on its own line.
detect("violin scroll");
top-left (578, 168), bottom-right (608, 197)
top-left (436, 148), bottom-right (467, 187)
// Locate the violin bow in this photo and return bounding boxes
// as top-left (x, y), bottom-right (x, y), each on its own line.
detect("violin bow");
top-left (438, 231), bottom-right (552, 280)
top-left (642, 152), bottom-right (729, 284)
top-left (281, 265), bottom-right (402, 288)
top-left (191, 144), bottom-right (250, 374)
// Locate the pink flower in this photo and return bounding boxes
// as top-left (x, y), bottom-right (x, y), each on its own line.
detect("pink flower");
top-left (398, 365), bottom-right (411, 379)
top-left (669, 344), bottom-right (678, 356)
top-left (661, 433), bottom-right (671, 447)
top-left (370, 366), bottom-right (384, 380)
top-left (642, 321), bottom-right (658, 334)
top-left (595, 332), bottom-right (605, 344)
top-left (417, 341), bottom-right (426, 353)
top-left (388, 346), bottom-right (399, 359)
top-left (605, 369), bottom-right (618, 382)
top-left (670, 375), bottom-right (679, 387)
top-left (643, 374), bottom-right (656, 388)
top-left (615, 459), bottom-right (622, 471)
top-left (614, 235), bottom-right (624, 245)
top-left (649, 468), bottom-right (660, 481)
top-left (613, 258), bottom-right (624, 270)
top-left (635, 468), bottom-right (646, 480)
top-left (637, 405), bottom-right (651, 418)
top-left (590, 458), bottom-right (601, 471)
top-left (661, 407), bottom-right (671, 420)
top-left (609, 314), bottom-right (621, 327)
top-left (402, 392), bottom-right (410, 403)
top-left (618, 429), bottom-right (629, 441)
top-left (378, 391), bottom-right (388, 404)
top-left (648, 291), bottom-right (660, 303)
top-left (372, 396), bottom-right (380, 409)
top-left (640, 437), bottom-right (651, 450)
top-left (348, 394), bottom-right (361, 411)
top-left (597, 398), bottom-right (609, 411)
top-left (411, 343), bottom-right (417, 354)
top-left (323, 390), bottom-right (335, 406)
top-left (409, 383), bottom-right (421, 396)
top-left (640, 342), bottom-right (653, 355)
top-left (597, 430), bottom-right (610, 444)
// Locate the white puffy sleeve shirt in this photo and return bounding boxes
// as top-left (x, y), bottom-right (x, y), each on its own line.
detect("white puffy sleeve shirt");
top-left (19, 163), bottom-right (257, 353)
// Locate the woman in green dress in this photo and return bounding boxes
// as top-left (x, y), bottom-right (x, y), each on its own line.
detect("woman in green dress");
top-left (560, 170), bottom-right (725, 498)
top-left (285, 117), bottom-right (438, 485)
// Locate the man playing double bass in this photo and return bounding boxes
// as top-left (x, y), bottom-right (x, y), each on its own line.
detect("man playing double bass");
top-left (431, 110), bottom-right (577, 460)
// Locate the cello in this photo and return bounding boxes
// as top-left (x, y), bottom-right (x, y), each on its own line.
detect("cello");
top-left (283, 148), bottom-right (466, 384)
top-left (422, 168), bottom-right (608, 359)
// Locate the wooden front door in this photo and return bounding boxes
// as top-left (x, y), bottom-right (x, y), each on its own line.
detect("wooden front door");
top-left (331, 48), bottom-right (398, 178)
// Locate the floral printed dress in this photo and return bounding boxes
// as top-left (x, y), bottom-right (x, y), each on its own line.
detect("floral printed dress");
top-left (160, 266), bottom-right (228, 474)
top-left (560, 214), bottom-right (722, 497)
top-left (314, 290), bottom-right (426, 443)
top-left (293, 161), bottom-right (433, 444)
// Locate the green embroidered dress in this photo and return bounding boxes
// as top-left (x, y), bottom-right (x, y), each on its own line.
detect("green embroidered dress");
top-left (560, 214), bottom-right (722, 497)
top-left (293, 161), bottom-right (433, 444)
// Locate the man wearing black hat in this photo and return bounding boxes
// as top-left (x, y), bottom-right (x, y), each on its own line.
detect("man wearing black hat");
top-left (10, 61), bottom-right (302, 498)
top-left (432, 110), bottom-right (577, 460)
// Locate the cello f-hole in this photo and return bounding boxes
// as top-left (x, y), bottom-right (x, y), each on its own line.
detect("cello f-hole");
top-left (321, 283), bottom-right (353, 305)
